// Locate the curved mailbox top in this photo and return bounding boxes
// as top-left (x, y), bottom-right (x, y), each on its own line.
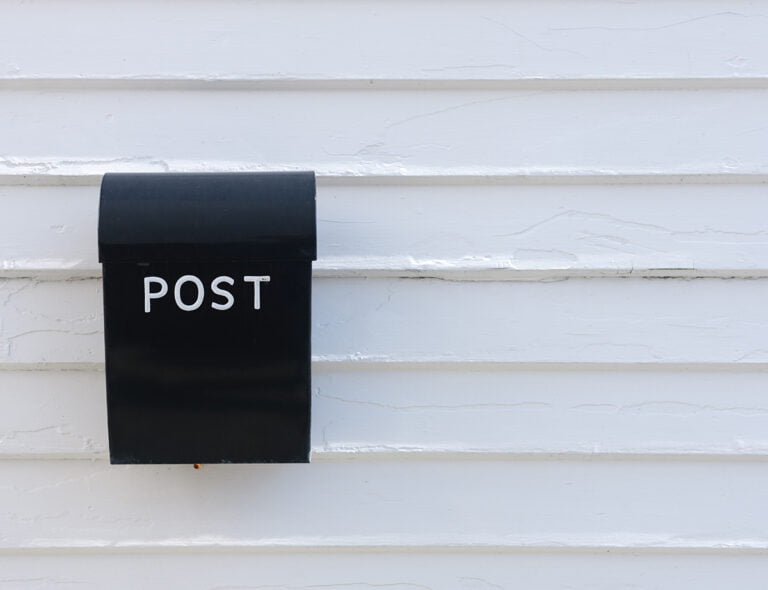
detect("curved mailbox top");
top-left (98, 171), bottom-right (316, 263)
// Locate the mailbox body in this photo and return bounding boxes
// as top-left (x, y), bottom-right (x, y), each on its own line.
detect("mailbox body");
top-left (98, 172), bottom-right (316, 464)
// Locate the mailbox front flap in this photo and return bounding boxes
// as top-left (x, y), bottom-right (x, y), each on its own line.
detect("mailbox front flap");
top-left (98, 172), bottom-right (316, 263)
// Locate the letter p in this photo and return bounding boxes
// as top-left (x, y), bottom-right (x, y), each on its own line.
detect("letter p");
top-left (144, 276), bottom-right (168, 313)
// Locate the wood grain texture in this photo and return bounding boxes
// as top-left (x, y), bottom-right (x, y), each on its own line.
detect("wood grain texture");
top-left (0, 458), bottom-right (767, 550)
top-left (3, 553), bottom-right (768, 589)
top-left (3, 183), bottom-right (768, 279)
top-left (2, 0), bottom-right (767, 81)
top-left (2, 0), bottom-right (767, 579)
top-left (2, 277), bottom-right (768, 366)
top-left (0, 89), bottom-right (766, 176)
top-left (3, 368), bottom-right (768, 458)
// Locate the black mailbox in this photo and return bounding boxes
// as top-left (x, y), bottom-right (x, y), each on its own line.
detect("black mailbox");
top-left (98, 172), bottom-right (316, 464)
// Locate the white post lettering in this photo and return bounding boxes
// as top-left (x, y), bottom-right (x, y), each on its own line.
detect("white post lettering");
top-left (144, 276), bottom-right (168, 313)
top-left (243, 275), bottom-right (271, 310)
top-left (174, 275), bottom-right (205, 311)
top-left (211, 275), bottom-right (235, 310)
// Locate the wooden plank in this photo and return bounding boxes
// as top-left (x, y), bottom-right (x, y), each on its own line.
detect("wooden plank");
top-left (0, 372), bottom-right (104, 457)
top-left (2, 552), bottom-right (768, 589)
top-left (4, 183), bottom-right (768, 279)
top-left (3, 368), bottom-right (768, 458)
top-left (0, 186), bottom-right (96, 277)
top-left (1, 0), bottom-right (767, 81)
top-left (0, 89), bottom-right (767, 176)
top-left (313, 366), bottom-right (768, 456)
top-left (2, 277), bottom-right (768, 366)
top-left (0, 458), bottom-right (767, 550)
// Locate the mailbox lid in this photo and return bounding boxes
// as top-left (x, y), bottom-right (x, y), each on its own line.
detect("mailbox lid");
top-left (98, 172), bottom-right (316, 263)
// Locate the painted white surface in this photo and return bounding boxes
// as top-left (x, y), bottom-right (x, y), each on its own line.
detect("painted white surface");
top-left (1, 0), bottom-right (767, 586)
top-left (4, 183), bottom-right (768, 279)
top-left (2, 277), bottom-right (768, 365)
top-left (1, 458), bottom-right (768, 550)
top-left (1, 89), bottom-right (767, 176)
top-left (4, 368), bottom-right (768, 458)
top-left (1, 0), bottom-right (767, 81)
top-left (5, 553), bottom-right (768, 590)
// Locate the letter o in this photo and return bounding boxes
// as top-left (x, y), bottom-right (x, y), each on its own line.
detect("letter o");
top-left (174, 275), bottom-right (205, 311)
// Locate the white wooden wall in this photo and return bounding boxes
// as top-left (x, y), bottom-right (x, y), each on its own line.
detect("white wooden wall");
top-left (2, 0), bottom-right (768, 587)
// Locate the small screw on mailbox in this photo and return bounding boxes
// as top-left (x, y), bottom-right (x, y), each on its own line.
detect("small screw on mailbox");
top-left (98, 172), bottom-right (317, 465)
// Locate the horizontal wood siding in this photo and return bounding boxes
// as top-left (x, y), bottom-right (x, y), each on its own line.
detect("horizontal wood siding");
top-left (2, 277), bottom-right (768, 365)
top-left (3, 368), bottom-right (768, 458)
top-left (1, 0), bottom-right (766, 587)
top-left (2, 458), bottom-right (768, 549)
top-left (0, 89), bottom-right (766, 176)
top-left (3, 183), bottom-right (768, 279)
top-left (2, 0), bottom-right (767, 81)
top-left (4, 553), bottom-right (768, 590)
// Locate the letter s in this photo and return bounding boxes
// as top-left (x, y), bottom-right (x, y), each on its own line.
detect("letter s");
top-left (211, 275), bottom-right (235, 310)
